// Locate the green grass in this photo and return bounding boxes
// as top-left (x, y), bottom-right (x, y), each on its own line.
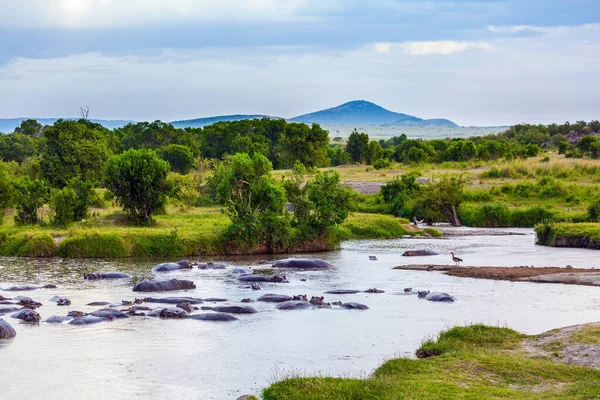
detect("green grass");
top-left (570, 326), bottom-right (600, 346)
top-left (341, 213), bottom-right (414, 239)
top-left (262, 324), bottom-right (600, 399)
top-left (535, 222), bottom-right (600, 249)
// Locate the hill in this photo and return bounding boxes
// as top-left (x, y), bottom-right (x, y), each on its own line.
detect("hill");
top-left (170, 114), bottom-right (275, 128)
top-left (290, 100), bottom-right (457, 127)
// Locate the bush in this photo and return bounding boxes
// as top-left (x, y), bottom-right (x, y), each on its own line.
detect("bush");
top-left (12, 176), bottom-right (48, 225)
top-left (588, 199), bottom-right (600, 222)
top-left (23, 234), bottom-right (57, 257)
top-left (50, 187), bottom-right (78, 227)
top-left (373, 158), bottom-right (392, 170)
top-left (103, 149), bottom-right (171, 224)
top-left (159, 144), bottom-right (195, 174)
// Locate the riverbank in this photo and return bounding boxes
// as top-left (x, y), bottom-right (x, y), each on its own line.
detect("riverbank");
top-left (536, 222), bottom-right (600, 249)
top-left (394, 265), bottom-right (600, 286)
top-left (0, 209), bottom-right (426, 258)
top-left (262, 323), bottom-right (600, 399)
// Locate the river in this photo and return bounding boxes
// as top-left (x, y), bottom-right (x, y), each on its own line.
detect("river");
top-left (1, 227), bottom-right (599, 399)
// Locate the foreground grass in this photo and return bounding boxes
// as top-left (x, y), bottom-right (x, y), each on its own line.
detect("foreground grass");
top-left (0, 207), bottom-right (419, 258)
top-left (263, 325), bottom-right (600, 399)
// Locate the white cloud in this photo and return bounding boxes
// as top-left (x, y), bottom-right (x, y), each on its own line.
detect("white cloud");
top-left (0, 0), bottom-right (316, 28)
top-left (373, 42), bottom-right (392, 54)
top-left (401, 41), bottom-right (493, 55)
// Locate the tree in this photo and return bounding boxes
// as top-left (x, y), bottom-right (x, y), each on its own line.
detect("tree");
top-left (379, 174), bottom-right (419, 217)
top-left (306, 171), bottom-right (351, 230)
top-left (0, 164), bottom-right (13, 224)
top-left (14, 119), bottom-right (43, 138)
top-left (12, 176), bottom-right (48, 225)
top-left (365, 140), bottom-right (384, 165)
top-left (49, 187), bottom-right (78, 227)
top-left (280, 123), bottom-right (330, 168)
top-left (0, 133), bottom-right (38, 163)
top-left (159, 144), bottom-right (195, 174)
top-left (40, 119), bottom-right (113, 187)
top-left (345, 129), bottom-right (369, 163)
top-left (412, 175), bottom-right (465, 226)
top-left (103, 149), bottom-right (171, 224)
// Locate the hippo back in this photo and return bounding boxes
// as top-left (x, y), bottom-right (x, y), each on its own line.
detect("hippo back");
top-left (273, 258), bottom-right (333, 269)
top-left (132, 279), bottom-right (196, 292)
top-left (0, 318), bottom-right (17, 339)
top-left (425, 292), bottom-right (456, 302)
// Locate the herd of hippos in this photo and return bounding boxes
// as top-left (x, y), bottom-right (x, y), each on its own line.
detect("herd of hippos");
top-left (0, 257), bottom-right (456, 340)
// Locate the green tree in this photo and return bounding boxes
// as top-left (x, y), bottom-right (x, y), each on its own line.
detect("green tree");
top-left (588, 199), bottom-right (600, 222)
top-left (159, 144), bottom-right (195, 174)
top-left (379, 174), bottom-right (419, 217)
top-left (412, 175), bottom-right (465, 226)
top-left (306, 171), bottom-right (351, 230)
top-left (69, 178), bottom-right (94, 220)
top-left (103, 149), bottom-right (171, 224)
top-left (40, 119), bottom-right (113, 187)
top-left (0, 133), bottom-right (38, 163)
top-left (280, 123), bottom-right (330, 168)
top-left (12, 176), bottom-right (48, 225)
top-left (49, 187), bottom-right (78, 227)
top-left (365, 140), bottom-right (384, 165)
top-left (0, 164), bottom-right (13, 224)
top-left (15, 119), bottom-right (43, 138)
top-left (345, 130), bottom-right (369, 163)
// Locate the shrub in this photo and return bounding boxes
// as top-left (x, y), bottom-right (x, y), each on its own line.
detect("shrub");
top-left (158, 144), bottom-right (195, 174)
top-left (373, 158), bottom-right (392, 170)
top-left (12, 176), bottom-right (48, 225)
top-left (588, 199), bottom-right (600, 222)
top-left (50, 187), bottom-right (78, 227)
top-left (0, 165), bottom-right (13, 225)
top-left (103, 149), bottom-right (171, 224)
top-left (23, 234), bottom-right (57, 257)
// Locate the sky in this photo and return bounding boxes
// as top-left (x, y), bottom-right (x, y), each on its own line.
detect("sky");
top-left (0, 0), bottom-right (599, 126)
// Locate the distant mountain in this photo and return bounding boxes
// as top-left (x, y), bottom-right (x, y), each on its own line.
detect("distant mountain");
top-left (290, 100), bottom-right (458, 127)
top-left (0, 118), bottom-right (133, 133)
top-left (170, 114), bottom-right (275, 128)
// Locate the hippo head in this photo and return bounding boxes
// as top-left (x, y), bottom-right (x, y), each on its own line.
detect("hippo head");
top-left (404, 287), bottom-right (413, 293)
top-left (23, 310), bottom-right (41, 323)
top-left (272, 275), bottom-right (288, 283)
top-left (177, 260), bottom-right (190, 269)
top-left (417, 290), bottom-right (430, 298)
top-left (134, 298), bottom-right (147, 304)
top-left (0, 295), bottom-right (9, 301)
top-left (176, 302), bottom-right (194, 313)
top-left (43, 284), bottom-right (58, 289)
top-left (68, 311), bottom-right (87, 318)
top-left (181, 280), bottom-right (196, 290)
top-left (293, 294), bottom-right (308, 301)
top-left (241, 298), bottom-right (253, 303)
top-left (251, 283), bottom-right (260, 290)
top-left (83, 273), bottom-right (97, 280)
top-left (20, 300), bottom-right (42, 309)
top-left (159, 309), bottom-right (183, 319)
top-left (57, 299), bottom-right (71, 306)
top-left (309, 296), bottom-right (324, 305)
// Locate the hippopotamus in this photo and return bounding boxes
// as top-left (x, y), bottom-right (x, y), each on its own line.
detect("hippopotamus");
top-left (0, 300), bottom-right (15, 305)
top-left (45, 315), bottom-right (73, 324)
top-left (364, 288), bottom-right (385, 294)
top-left (89, 309), bottom-right (130, 319)
top-left (420, 292), bottom-right (456, 302)
top-left (203, 298), bottom-right (228, 302)
top-left (339, 302), bottom-right (369, 310)
top-left (132, 279), bottom-right (196, 292)
top-left (257, 294), bottom-right (293, 303)
top-left (69, 316), bottom-right (106, 325)
top-left (16, 298), bottom-right (42, 309)
top-left (231, 267), bottom-right (254, 275)
top-left (1, 284), bottom-right (56, 291)
top-left (325, 289), bottom-right (361, 295)
top-left (237, 274), bottom-right (288, 283)
top-left (11, 308), bottom-right (41, 322)
top-left (0, 318), bottom-right (17, 339)
top-left (145, 296), bottom-right (203, 304)
top-left (84, 272), bottom-right (132, 280)
top-left (241, 298), bottom-right (254, 303)
top-left (188, 313), bottom-right (238, 322)
top-left (146, 307), bottom-right (188, 319)
top-left (276, 300), bottom-right (311, 310)
top-left (0, 295), bottom-right (11, 301)
top-left (175, 302), bottom-right (196, 313)
top-left (197, 262), bottom-right (228, 270)
top-left (86, 301), bottom-right (112, 306)
top-left (402, 249), bottom-right (439, 257)
top-left (309, 296), bottom-right (331, 308)
top-left (272, 258), bottom-right (333, 269)
top-left (0, 307), bottom-right (20, 315)
top-left (152, 260), bottom-right (192, 272)
top-left (49, 296), bottom-right (71, 306)
top-left (200, 305), bottom-right (258, 314)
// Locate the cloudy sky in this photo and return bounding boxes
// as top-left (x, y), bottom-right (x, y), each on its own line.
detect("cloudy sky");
top-left (0, 0), bottom-right (599, 126)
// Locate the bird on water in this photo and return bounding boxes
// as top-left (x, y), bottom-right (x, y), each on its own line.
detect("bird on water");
top-left (451, 252), bottom-right (463, 266)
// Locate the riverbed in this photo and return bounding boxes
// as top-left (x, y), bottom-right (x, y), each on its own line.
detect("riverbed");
top-left (1, 228), bottom-right (599, 399)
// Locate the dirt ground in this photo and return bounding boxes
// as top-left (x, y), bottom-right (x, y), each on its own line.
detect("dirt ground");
top-left (522, 322), bottom-right (600, 370)
top-left (394, 265), bottom-right (600, 287)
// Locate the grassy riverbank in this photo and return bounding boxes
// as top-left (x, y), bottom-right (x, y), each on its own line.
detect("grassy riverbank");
top-left (263, 324), bottom-right (600, 399)
top-left (535, 222), bottom-right (600, 249)
top-left (0, 208), bottom-right (423, 258)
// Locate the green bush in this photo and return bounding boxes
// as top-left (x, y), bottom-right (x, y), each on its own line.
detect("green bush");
top-left (12, 176), bottom-right (48, 225)
top-left (373, 158), bottom-right (392, 170)
top-left (57, 233), bottom-right (129, 258)
top-left (588, 199), bottom-right (600, 222)
top-left (50, 187), bottom-right (78, 227)
top-left (23, 234), bottom-right (57, 257)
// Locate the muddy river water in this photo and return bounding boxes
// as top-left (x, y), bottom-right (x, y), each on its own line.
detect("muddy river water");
top-left (1, 227), bottom-right (599, 399)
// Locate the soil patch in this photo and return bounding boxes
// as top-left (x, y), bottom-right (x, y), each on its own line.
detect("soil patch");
top-left (394, 265), bottom-right (600, 286)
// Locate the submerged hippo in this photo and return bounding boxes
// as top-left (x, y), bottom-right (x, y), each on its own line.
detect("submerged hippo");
top-left (152, 260), bottom-right (191, 272)
top-left (257, 294), bottom-right (293, 303)
top-left (69, 316), bottom-right (106, 325)
top-left (237, 274), bottom-right (288, 283)
top-left (197, 262), bottom-right (228, 270)
top-left (146, 307), bottom-right (188, 319)
top-left (11, 308), bottom-right (41, 322)
top-left (45, 315), bottom-right (73, 324)
top-left (1, 284), bottom-right (56, 291)
top-left (188, 313), bottom-right (238, 322)
top-left (0, 307), bottom-right (20, 315)
top-left (49, 296), bottom-right (71, 306)
top-left (325, 289), bottom-right (361, 295)
top-left (402, 249), bottom-right (439, 257)
top-left (132, 279), bottom-right (196, 293)
top-left (0, 318), bottom-right (17, 339)
top-left (89, 309), bottom-right (130, 320)
top-left (309, 296), bottom-right (331, 308)
top-left (272, 258), bottom-right (333, 270)
top-left (420, 292), bottom-right (456, 302)
top-left (176, 302), bottom-right (196, 313)
top-left (364, 288), bottom-right (385, 294)
top-left (275, 300), bottom-right (311, 310)
top-left (203, 298), bottom-right (228, 302)
top-left (145, 297), bottom-right (203, 304)
top-left (86, 301), bottom-right (112, 306)
top-left (339, 302), bottom-right (369, 310)
top-left (231, 267), bottom-right (254, 275)
top-left (200, 305), bottom-right (258, 314)
top-left (84, 272), bottom-right (132, 280)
